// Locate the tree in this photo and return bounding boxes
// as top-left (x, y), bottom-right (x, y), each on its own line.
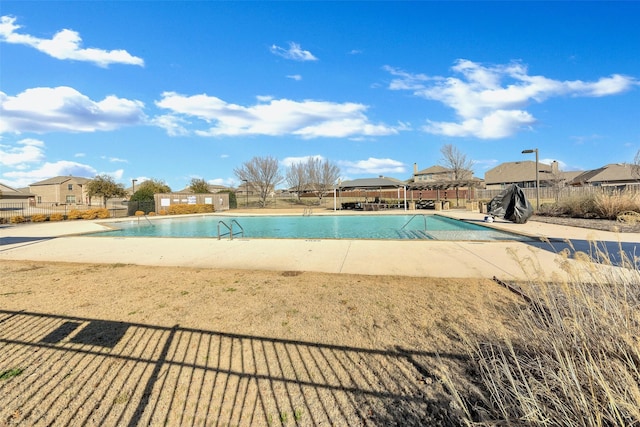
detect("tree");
top-left (234, 156), bottom-right (283, 208)
top-left (131, 179), bottom-right (171, 201)
top-left (306, 157), bottom-right (341, 205)
top-left (87, 174), bottom-right (126, 207)
top-left (189, 178), bottom-right (211, 193)
top-left (285, 161), bottom-right (309, 202)
top-left (440, 144), bottom-right (474, 206)
top-left (138, 178), bottom-right (171, 194)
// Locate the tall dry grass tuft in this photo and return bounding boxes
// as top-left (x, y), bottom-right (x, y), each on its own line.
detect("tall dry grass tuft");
top-left (593, 190), bottom-right (640, 220)
top-left (448, 243), bottom-right (640, 426)
top-left (540, 190), bottom-right (640, 220)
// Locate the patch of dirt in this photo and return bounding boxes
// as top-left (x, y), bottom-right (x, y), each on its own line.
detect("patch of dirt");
top-left (532, 215), bottom-right (640, 233)
top-left (0, 260), bottom-right (519, 426)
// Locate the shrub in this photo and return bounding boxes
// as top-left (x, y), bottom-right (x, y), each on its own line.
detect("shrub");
top-left (593, 190), bottom-right (640, 220)
top-left (67, 209), bottom-right (83, 220)
top-left (134, 210), bottom-right (145, 216)
top-left (166, 204), bottom-right (214, 215)
top-left (69, 208), bottom-right (109, 220)
top-left (10, 216), bottom-right (25, 224)
top-left (49, 213), bottom-right (64, 222)
top-left (31, 214), bottom-right (48, 222)
top-left (82, 210), bottom-right (97, 220)
top-left (96, 208), bottom-right (110, 219)
top-left (159, 209), bottom-right (168, 215)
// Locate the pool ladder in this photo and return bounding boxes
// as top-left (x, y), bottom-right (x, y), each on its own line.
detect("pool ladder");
top-left (137, 214), bottom-right (154, 226)
top-left (217, 219), bottom-right (244, 240)
top-left (303, 207), bottom-right (313, 216)
top-left (399, 215), bottom-right (431, 240)
top-left (400, 214), bottom-right (427, 231)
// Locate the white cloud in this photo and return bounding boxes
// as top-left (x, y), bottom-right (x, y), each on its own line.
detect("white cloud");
top-left (386, 59), bottom-right (638, 139)
top-left (0, 138), bottom-right (45, 167)
top-left (105, 169), bottom-right (124, 180)
top-left (2, 160), bottom-right (97, 188)
top-left (155, 92), bottom-right (400, 139)
top-left (338, 157), bottom-right (406, 175)
top-left (281, 155), bottom-right (323, 167)
top-left (74, 152), bottom-right (86, 158)
top-left (270, 42), bottom-right (318, 61)
top-left (0, 15), bottom-right (144, 67)
top-left (287, 74), bottom-right (302, 81)
top-left (423, 109), bottom-right (536, 139)
top-left (101, 156), bottom-right (128, 163)
top-left (0, 86), bottom-right (146, 134)
top-left (208, 177), bottom-right (236, 187)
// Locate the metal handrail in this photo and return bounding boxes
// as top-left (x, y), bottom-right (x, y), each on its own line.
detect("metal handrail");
top-left (137, 214), bottom-right (154, 226)
top-left (400, 214), bottom-right (427, 231)
top-left (303, 207), bottom-right (313, 216)
top-left (231, 219), bottom-right (244, 238)
top-left (217, 220), bottom-right (231, 240)
top-left (217, 219), bottom-right (244, 240)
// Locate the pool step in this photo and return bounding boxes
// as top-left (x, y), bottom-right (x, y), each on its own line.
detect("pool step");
top-left (396, 229), bottom-right (435, 240)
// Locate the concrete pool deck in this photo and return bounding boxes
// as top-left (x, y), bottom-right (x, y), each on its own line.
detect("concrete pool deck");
top-left (1, 210), bottom-right (639, 281)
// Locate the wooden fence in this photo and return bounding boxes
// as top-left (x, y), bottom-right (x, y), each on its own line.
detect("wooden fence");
top-left (476, 185), bottom-right (640, 203)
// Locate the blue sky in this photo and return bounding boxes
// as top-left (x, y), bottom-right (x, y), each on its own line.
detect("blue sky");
top-left (1, 1), bottom-right (639, 190)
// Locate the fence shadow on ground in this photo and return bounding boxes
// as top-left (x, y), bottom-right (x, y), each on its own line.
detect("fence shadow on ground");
top-left (0, 310), bottom-right (464, 426)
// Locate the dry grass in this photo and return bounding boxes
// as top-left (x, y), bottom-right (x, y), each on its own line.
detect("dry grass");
top-left (540, 190), bottom-right (640, 220)
top-left (0, 260), bottom-right (517, 426)
top-left (448, 242), bottom-right (640, 426)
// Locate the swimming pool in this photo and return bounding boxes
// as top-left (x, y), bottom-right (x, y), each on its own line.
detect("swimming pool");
top-left (94, 214), bottom-right (531, 241)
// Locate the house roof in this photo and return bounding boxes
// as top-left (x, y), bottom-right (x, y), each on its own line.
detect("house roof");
top-left (408, 176), bottom-right (483, 190)
top-left (485, 161), bottom-right (552, 184)
top-left (339, 176), bottom-right (406, 190)
top-left (30, 176), bottom-right (91, 186)
top-left (415, 165), bottom-right (451, 175)
top-left (0, 183), bottom-right (33, 199)
top-left (1, 183), bottom-right (29, 194)
top-left (569, 163), bottom-right (638, 185)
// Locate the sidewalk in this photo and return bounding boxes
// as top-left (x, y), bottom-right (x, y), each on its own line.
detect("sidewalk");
top-left (2, 211), bottom-right (638, 281)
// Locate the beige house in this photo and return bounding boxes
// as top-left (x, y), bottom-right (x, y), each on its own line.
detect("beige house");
top-left (484, 161), bottom-right (559, 190)
top-left (29, 176), bottom-right (90, 205)
top-left (0, 183), bottom-right (33, 201)
top-left (412, 164), bottom-right (456, 183)
top-left (569, 163), bottom-right (639, 188)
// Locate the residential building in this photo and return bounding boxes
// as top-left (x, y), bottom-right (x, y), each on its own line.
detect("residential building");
top-left (29, 176), bottom-right (91, 205)
top-left (411, 164), bottom-right (455, 183)
top-left (0, 183), bottom-right (34, 201)
top-left (484, 160), bottom-right (557, 190)
top-left (569, 163), bottom-right (639, 188)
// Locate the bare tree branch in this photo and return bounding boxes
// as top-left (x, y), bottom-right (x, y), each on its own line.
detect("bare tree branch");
top-left (285, 162), bottom-right (308, 202)
top-left (439, 144), bottom-right (474, 206)
top-left (306, 157), bottom-right (341, 204)
top-left (234, 156), bottom-right (283, 207)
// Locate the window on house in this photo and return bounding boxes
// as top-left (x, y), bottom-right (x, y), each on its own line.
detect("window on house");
top-left (68, 184), bottom-right (73, 191)
top-left (66, 195), bottom-right (76, 204)
top-left (37, 196), bottom-right (42, 203)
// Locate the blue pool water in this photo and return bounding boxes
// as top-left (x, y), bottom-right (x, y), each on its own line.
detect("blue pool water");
top-left (93, 214), bottom-right (531, 241)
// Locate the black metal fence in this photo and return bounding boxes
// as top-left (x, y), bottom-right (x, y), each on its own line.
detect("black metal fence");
top-left (0, 200), bottom-right (130, 223)
top-left (126, 200), bottom-right (155, 216)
